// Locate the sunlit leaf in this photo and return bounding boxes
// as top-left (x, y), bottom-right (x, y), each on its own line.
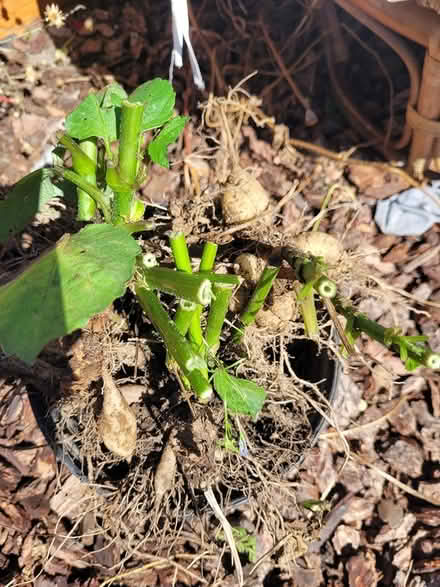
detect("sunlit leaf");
top-left (129, 79), bottom-right (175, 131)
top-left (213, 368), bottom-right (266, 419)
top-left (148, 116), bottom-right (187, 167)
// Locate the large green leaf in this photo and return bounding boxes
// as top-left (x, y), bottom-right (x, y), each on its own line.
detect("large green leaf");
top-left (128, 79), bottom-right (175, 131)
top-left (148, 116), bottom-right (187, 167)
top-left (0, 224), bottom-right (140, 363)
top-left (0, 169), bottom-right (73, 244)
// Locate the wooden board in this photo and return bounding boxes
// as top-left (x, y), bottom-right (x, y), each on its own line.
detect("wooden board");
top-left (0, 0), bottom-right (60, 40)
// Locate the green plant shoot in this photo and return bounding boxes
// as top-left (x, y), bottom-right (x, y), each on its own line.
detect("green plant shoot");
top-left (217, 527), bottom-right (257, 563)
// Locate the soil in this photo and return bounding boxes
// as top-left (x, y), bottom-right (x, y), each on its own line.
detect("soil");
top-left (1, 1), bottom-right (440, 586)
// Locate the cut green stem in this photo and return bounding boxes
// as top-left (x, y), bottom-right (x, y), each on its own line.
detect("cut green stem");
top-left (314, 275), bottom-right (337, 299)
top-left (169, 232), bottom-right (202, 340)
top-left (333, 296), bottom-right (440, 369)
top-left (76, 138), bottom-right (98, 221)
top-left (235, 264), bottom-right (280, 340)
top-left (193, 241), bottom-right (219, 353)
top-left (170, 231), bottom-right (192, 272)
top-left (297, 286), bottom-right (319, 338)
top-left (300, 260), bottom-right (337, 299)
top-left (175, 300), bottom-right (198, 336)
top-left (57, 134), bottom-right (98, 221)
top-left (54, 167), bottom-right (112, 223)
top-left (205, 284), bottom-right (234, 354)
top-left (113, 100), bottom-right (144, 224)
top-left (199, 242), bottom-right (218, 272)
top-left (135, 283), bottom-right (212, 401)
top-left (140, 266), bottom-right (212, 305)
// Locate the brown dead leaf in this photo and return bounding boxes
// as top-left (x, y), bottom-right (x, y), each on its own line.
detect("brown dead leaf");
top-left (141, 164), bottom-right (180, 206)
top-left (374, 513), bottom-right (416, 544)
top-left (342, 497), bottom-right (375, 525)
top-left (415, 507), bottom-right (440, 527)
top-left (373, 234), bottom-right (400, 252)
top-left (333, 524), bottom-right (360, 555)
top-left (348, 163), bottom-right (410, 199)
top-left (50, 476), bottom-right (93, 519)
top-left (382, 242), bottom-right (411, 264)
top-left (347, 551), bottom-right (378, 587)
top-left (383, 439), bottom-right (424, 478)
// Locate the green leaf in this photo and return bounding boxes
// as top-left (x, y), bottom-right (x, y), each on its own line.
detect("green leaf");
top-left (128, 79), bottom-right (175, 131)
top-left (98, 82), bottom-right (127, 108)
top-left (0, 169), bottom-right (74, 243)
top-left (148, 116), bottom-right (187, 168)
top-left (65, 92), bottom-right (118, 143)
top-left (213, 368), bottom-right (266, 419)
top-left (0, 224), bottom-right (140, 363)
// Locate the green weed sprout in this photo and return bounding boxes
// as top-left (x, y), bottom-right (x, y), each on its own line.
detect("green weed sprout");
top-left (217, 527), bottom-right (257, 563)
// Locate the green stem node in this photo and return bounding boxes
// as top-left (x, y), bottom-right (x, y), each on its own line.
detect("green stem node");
top-left (113, 100), bottom-right (144, 223)
top-left (333, 296), bottom-right (439, 370)
top-left (54, 167), bottom-right (111, 223)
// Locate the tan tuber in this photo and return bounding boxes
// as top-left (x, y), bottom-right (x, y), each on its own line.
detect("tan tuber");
top-left (222, 167), bottom-right (270, 224)
top-left (235, 253), bottom-right (265, 284)
top-left (97, 370), bottom-right (137, 462)
top-left (290, 232), bottom-right (343, 265)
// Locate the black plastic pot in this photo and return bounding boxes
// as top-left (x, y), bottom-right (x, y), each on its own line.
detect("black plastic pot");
top-left (28, 338), bottom-right (340, 489)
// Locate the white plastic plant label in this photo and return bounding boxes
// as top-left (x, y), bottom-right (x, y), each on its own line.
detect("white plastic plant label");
top-left (169, 0), bottom-right (205, 90)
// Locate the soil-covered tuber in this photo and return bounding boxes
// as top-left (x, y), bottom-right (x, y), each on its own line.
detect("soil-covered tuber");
top-left (98, 370), bottom-right (137, 462)
top-left (290, 232), bottom-right (343, 265)
top-left (235, 253), bottom-right (265, 284)
top-left (222, 168), bottom-right (270, 224)
top-left (255, 293), bottom-right (295, 332)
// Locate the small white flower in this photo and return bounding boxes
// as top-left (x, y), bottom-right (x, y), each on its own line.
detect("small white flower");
top-left (44, 3), bottom-right (66, 29)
